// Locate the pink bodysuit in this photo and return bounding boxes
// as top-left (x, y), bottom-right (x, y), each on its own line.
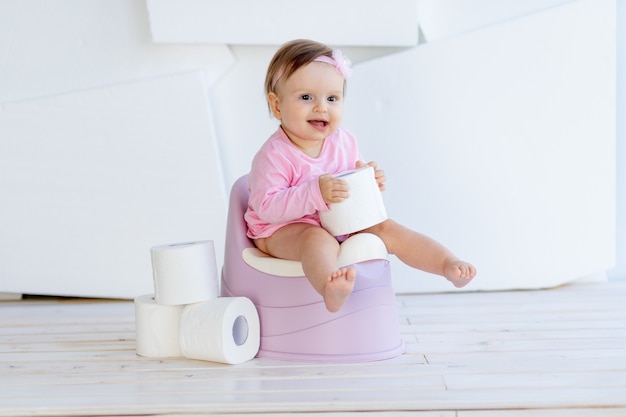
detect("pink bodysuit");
top-left (245, 126), bottom-right (363, 239)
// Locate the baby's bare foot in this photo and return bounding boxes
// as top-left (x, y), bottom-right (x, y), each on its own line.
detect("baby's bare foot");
top-left (323, 268), bottom-right (356, 312)
top-left (444, 258), bottom-right (476, 288)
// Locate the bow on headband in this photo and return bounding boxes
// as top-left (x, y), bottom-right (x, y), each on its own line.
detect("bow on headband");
top-left (314, 49), bottom-right (353, 79)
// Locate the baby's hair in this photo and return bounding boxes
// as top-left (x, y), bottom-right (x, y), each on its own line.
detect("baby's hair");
top-left (264, 39), bottom-right (333, 96)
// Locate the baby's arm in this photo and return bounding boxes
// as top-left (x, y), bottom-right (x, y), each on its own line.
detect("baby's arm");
top-left (249, 152), bottom-right (329, 224)
top-left (356, 160), bottom-right (386, 191)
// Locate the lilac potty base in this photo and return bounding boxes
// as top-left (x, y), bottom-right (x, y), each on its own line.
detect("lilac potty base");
top-left (222, 260), bottom-right (405, 363)
top-left (221, 175), bottom-right (405, 363)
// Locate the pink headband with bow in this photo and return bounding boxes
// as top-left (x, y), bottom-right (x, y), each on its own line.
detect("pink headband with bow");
top-left (271, 49), bottom-right (352, 91)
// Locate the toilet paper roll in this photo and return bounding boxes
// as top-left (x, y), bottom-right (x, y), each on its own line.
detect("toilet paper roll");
top-left (134, 293), bottom-right (184, 358)
top-left (151, 240), bottom-right (219, 305)
top-left (319, 166), bottom-right (388, 236)
top-left (179, 297), bottom-right (260, 365)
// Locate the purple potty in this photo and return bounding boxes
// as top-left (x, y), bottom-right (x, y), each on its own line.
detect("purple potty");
top-left (221, 175), bottom-right (405, 362)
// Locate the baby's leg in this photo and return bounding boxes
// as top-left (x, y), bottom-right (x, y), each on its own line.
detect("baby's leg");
top-left (256, 223), bottom-right (355, 312)
top-left (295, 227), bottom-right (356, 312)
top-left (363, 219), bottom-right (476, 287)
top-left (324, 268), bottom-right (357, 312)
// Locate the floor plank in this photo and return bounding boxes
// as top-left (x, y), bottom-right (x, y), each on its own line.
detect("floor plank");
top-left (1, 280), bottom-right (625, 416)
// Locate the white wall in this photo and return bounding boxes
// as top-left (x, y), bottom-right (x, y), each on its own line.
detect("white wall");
top-left (344, 0), bottom-right (616, 293)
top-left (0, 0), bottom-right (621, 298)
top-left (0, 0), bottom-right (232, 298)
top-left (609, 0), bottom-right (626, 281)
top-left (146, 0), bottom-right (419, 46)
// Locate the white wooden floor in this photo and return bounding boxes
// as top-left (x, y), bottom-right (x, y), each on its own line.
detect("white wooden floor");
top-left (1, 280), bottom-right (625, 417)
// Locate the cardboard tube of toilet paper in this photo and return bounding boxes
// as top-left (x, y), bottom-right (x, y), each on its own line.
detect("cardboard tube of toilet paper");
top-left (179, 297), bottom-right (260, 365)
top-left (151, 240), bottom-right (219, 305)
top-left (319, 166), bottom-right (388, 236)
top-left (134, 294), bottom-right (184, 358)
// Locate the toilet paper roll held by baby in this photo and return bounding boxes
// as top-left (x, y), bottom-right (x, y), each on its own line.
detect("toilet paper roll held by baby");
top-left (319, 166), bottom-right (388, 236)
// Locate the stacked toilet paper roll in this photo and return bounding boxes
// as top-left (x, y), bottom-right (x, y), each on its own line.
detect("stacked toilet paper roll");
top-left (134, 294), bottom-right (184, 358)
top-left (180, 297), bottom-right (260, 365)
top-left (134, 240), bottom-right (260, 364)
top-left (319, 166), bottom-right (388, 236)
top-left (151, 241), bottom-right (219, 305)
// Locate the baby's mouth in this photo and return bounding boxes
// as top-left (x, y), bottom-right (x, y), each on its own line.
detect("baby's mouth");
top-left (309, 120), bottom-right (329, 129)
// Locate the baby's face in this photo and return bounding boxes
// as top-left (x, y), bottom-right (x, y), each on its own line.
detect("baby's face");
top-left (269, 62), bottom-right (345, 151)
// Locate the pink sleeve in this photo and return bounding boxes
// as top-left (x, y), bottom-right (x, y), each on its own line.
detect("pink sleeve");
top-left (248, 150), bottom-right (328, 225)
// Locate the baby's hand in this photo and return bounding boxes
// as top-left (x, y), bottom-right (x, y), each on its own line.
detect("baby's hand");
top-left (356, 160), bottom-right (386, 191)
top-left (319, 174), bottom-right (349, 204)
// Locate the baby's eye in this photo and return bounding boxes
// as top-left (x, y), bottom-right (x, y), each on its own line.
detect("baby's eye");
top-left (327, 96), bottom-right (338, 102)
top-left (300, 94), bottom-right (312, 101)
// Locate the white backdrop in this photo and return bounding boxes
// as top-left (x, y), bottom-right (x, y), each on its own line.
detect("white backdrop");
top-left (0, 72), bottom-right (227, 298)
top-left (344, 0), bottom-right (616, 292)
top-left (0, 0), bottom-right (620, 298)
